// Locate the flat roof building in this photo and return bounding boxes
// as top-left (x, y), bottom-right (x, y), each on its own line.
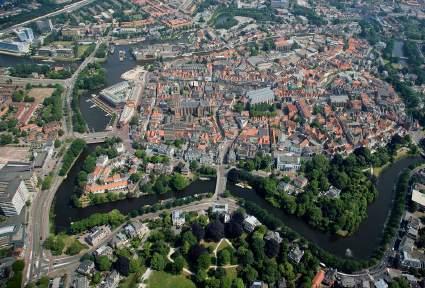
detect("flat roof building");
top-left (100, 81), bottom-right (133, 108)
top-left (246, 87), bottom-right (275, 105)
top-left (0, 162), bottom-right (35, 217)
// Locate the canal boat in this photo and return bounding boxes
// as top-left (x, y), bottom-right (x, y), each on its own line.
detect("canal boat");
top-left (109, 44), bottom-right (115, 54)
top-left (119, 50), bottom-right (126, 61)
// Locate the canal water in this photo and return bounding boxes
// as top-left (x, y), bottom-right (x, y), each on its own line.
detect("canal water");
top-left (53, 145), bottom-right (216, 233)
top-left (77, 44), bottom-right (138, 132)
top-left (228, 156), bottom-right (424, 260)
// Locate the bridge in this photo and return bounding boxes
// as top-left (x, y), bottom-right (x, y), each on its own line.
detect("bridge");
top-left (77, 131), bottom-right (114, 144)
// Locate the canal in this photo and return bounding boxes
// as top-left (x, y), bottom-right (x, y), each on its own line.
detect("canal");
top-left (77, 44), bottom-right (138, 132)
top-left (228, 156), bottom-right (424, 260)
top-left (52, 145), bottom-right (216, 233)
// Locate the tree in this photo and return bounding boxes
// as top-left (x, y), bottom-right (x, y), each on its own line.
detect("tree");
top-left (150, 253), bottom-right (165, 271)
top-left (197, 253), bottom-right (211, 270)
top-left (241, 265), bottom-right (258, 283)
top-left (205, 220), bottom-right (224, 242)
top-left (188, 244), bottom-right (208, 265)
top-left (265, 239), bottom-right (280, 258)
top-left (191, 222), bottom-right (205, 241)
top-left (190, 160), bottom-right (199, 171)
top-left (225, 221), bottom-right (243, 239)
top-left (232, 278), bottom-right (245, 288)
top-left (115, 256), bottom-right (130, 276)
top-left (12, 260), bottom-right (25, 272)
top-left (262, 259), bottom-right (279, 284)
top-left (96, 256), bottom-right (112, 271)
top-left (237, 247), bottom-right (254, 266)
top-left (251, 237), bottom-right (265, 261)
top-left (129, 258), bottom-right (141, 273)
top-left (171, 173), bottom-right (189, 191)
top-left (92, 272), bottom-right (102, 284)
top-left (129, 173), bottom-right (140, 183)
top-left (171, 255), bottom-right (185, 274)
top-left (217, 249), bottom-right (231, 265)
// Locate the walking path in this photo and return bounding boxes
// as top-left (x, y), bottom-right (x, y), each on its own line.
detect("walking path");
top-left (165, 238), bottom-right (238, 276)
top-left (138, 268), bottom-right (152, 288)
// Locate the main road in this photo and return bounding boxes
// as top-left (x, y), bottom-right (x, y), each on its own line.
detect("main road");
top-left (23, 40), bottom-right (105, 285)
top-left (2, 0), bottom-right (97, 33)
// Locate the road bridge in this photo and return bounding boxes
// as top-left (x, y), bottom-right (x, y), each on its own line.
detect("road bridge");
top-left (77, 131), bottom-right (114, 144)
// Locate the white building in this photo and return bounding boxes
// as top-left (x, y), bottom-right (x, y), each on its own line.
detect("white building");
top-left (243, 215), bottom-right (261, 233)
top-left (172, 210), bottom-right (185, 227)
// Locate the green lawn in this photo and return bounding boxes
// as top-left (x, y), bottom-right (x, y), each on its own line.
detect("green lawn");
top-left (217, 240), bottom-right (232, 252)
top-left (77, 45), bottom-right (91, 57)
top-left (147, 271), bottom-right (195, 288)
top-left (119, 270), bottom-right (145, 288)
top-left (226, 267), bottom-right (237, 280)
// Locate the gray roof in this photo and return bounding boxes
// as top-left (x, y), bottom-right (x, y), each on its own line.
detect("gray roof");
top-left (246, 87), bottom-right (274, 105)
top-left (0, 162), bottom-right (33, 203)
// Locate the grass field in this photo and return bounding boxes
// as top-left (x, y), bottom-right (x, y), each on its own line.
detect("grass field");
top-left (77, 45), bottom-right (91, 57)
top-left (119, 270), bottom-right (145, 288)
top-left (216, 239), bottom-right (232, 252)
top-left (52, 41), bottom-right (73, 46)
top-left (147, 271), bottom-right (195, 288)
top-left (27, 87), bottom-right (55, 104)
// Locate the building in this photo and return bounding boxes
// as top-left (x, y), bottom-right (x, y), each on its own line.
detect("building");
top-left (85, 226), bottom-right (111, 246)
top-left (250, 281), bottom-right (268, 288)
top-left (265, 231), bottom-right (283, 244)
top-left (100, 81), bottom-right (133, 108)
top-left (0, 40), bottom-right (30, 53)
top-left (14, 27), bottom-right (34, 42)
top-left (312, 270), bottom-right (325, 288)
top-left (0, 213), bottom-right (25, 250)
top-left (271, 0), bottom-right (289, 8)
top-left (411, 189), bottom-right (425, 210)
top-left (288, 245), bottom-right (304, 264)
top-left (99, 270), bottom-right (120, 288)
top-left (243, 215), bottom-right (261, 233)
top-left (77, 260), bottom-right (95, 276)
top-left (172, 210), bottom-right (185, 227)
top-left (275, 153), bottom-right (301, 172)
top-left (374, 279), bottom-right (388, 288)
top-left (73, 275), bottom-right (90, 288)
top-left (36, 19), bottom-right (53, 33)
top-left (0, 162), bottom-right (36, 216)
top-left (246, 87), bottom-right (275, 105)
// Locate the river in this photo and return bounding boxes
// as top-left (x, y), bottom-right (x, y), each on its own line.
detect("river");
top-left (53, 144), bottom-right (216, 233)
top-left (228, 156), bottom-right (424, 260)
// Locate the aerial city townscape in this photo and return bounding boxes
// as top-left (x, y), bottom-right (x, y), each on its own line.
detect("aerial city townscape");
top-left (2, 0), bottom-right (425, 287)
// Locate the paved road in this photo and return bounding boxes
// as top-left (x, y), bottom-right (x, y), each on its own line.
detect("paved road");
top-left (40, 200), bottom-right (239, 277)
top-left (2, 0), bottom-right (96, 33)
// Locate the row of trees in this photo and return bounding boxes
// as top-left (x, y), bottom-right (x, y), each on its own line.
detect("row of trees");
top-left (9, 64), bottom-right (72, 79)
top-left (40, 84), bottom-right (64, 124)
top-left (70, 209), bottom-right (126, 233)
top-left (58, 139), bottom-right (86, 176)
top-left (140, 173), bottom-right (190, 195)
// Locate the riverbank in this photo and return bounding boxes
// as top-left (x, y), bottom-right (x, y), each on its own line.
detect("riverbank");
top-left (51, 144), bottom-right (217, 233)
top-left (227, 156), bottom-right (424, 260)
top-left (233, 159), bottom-right (423, 273)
